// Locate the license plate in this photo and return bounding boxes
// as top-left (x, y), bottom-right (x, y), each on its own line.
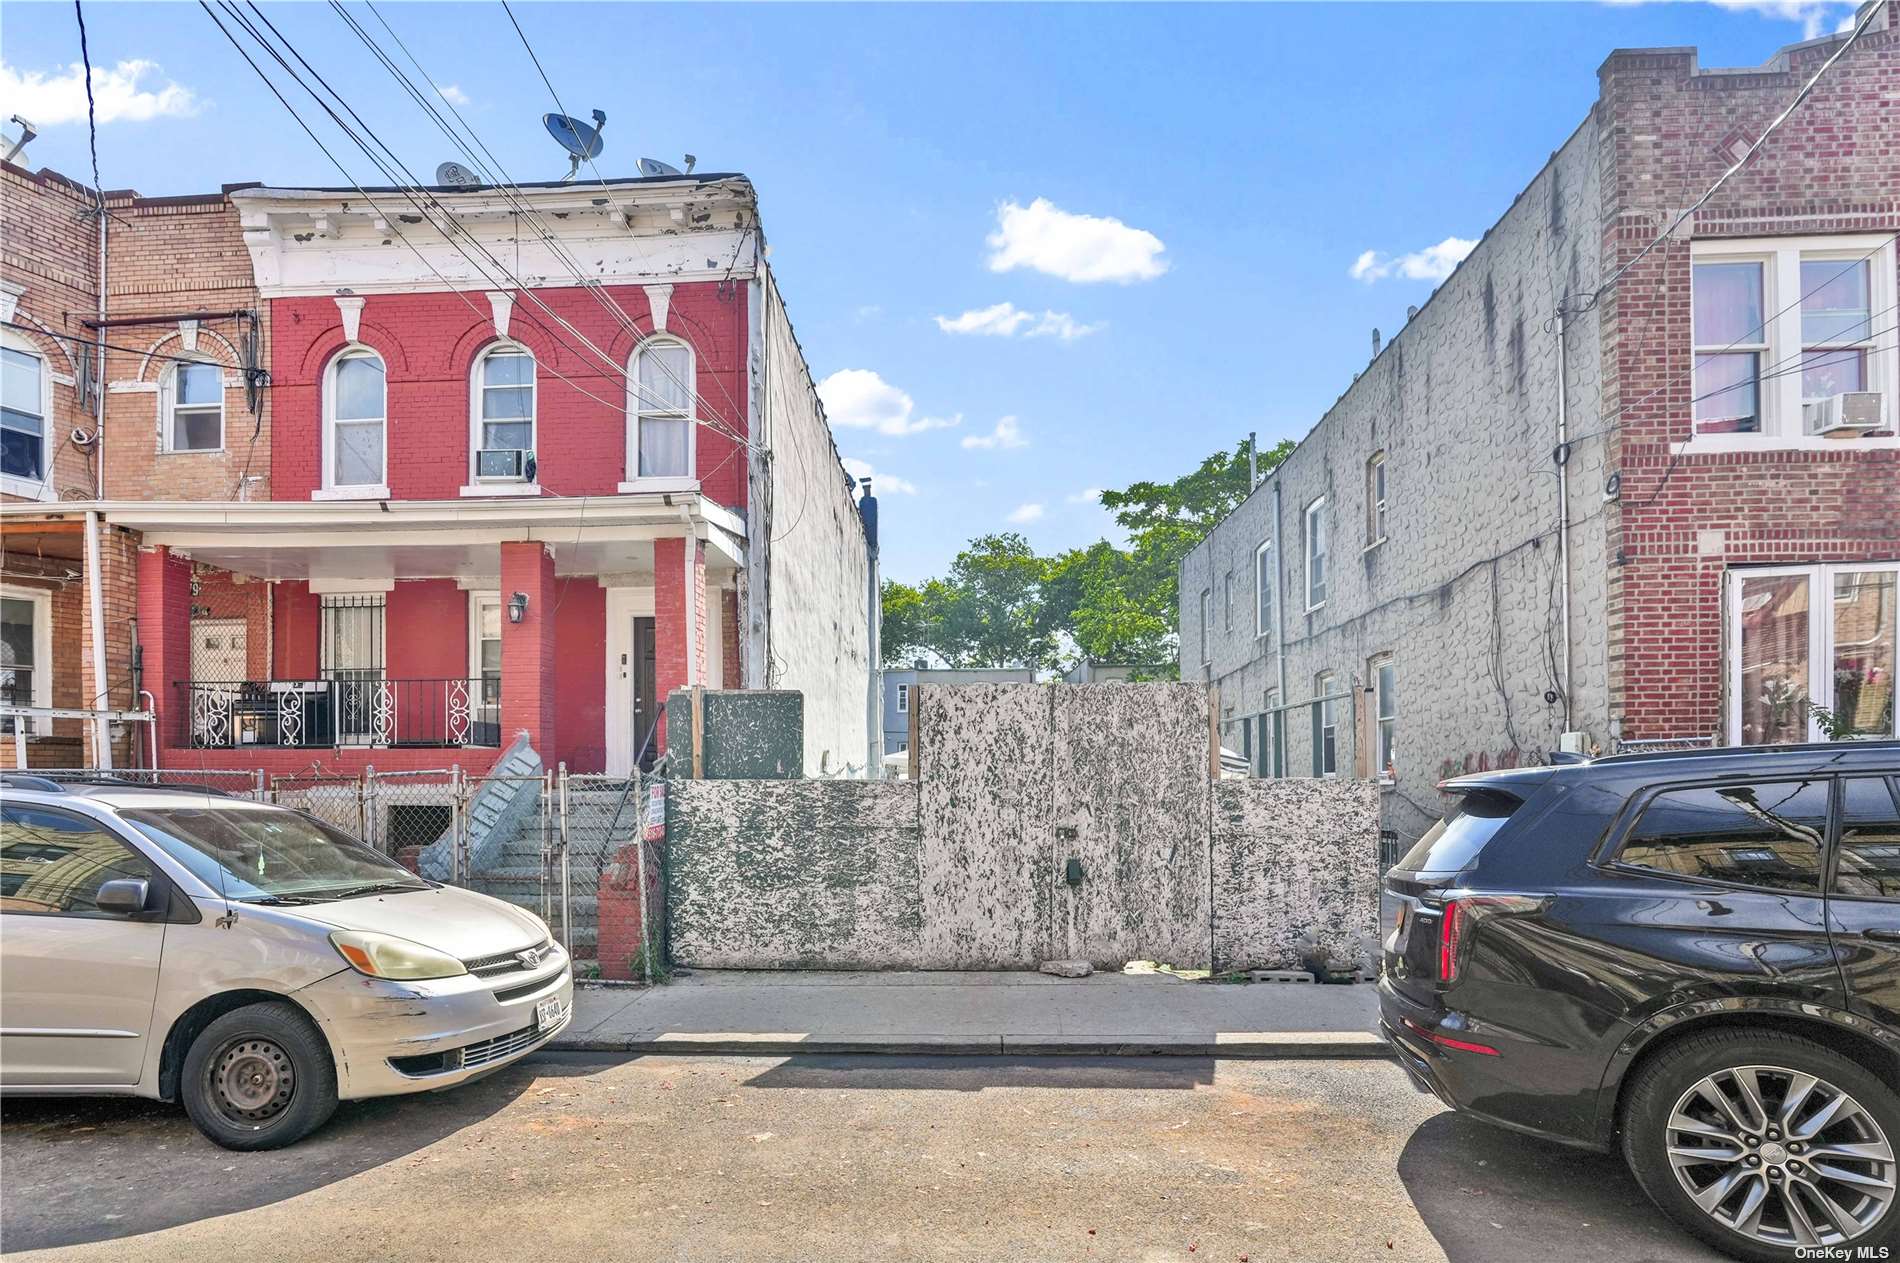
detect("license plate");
top-left (535, 996), bottom-right (564, 1032)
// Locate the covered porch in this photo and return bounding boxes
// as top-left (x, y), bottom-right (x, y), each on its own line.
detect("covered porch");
top-left (106, 495), bottom-right (746, 776)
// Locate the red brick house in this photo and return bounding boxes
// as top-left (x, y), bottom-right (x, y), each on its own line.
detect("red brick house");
top-left (3, 170), bottom-right (876, 778)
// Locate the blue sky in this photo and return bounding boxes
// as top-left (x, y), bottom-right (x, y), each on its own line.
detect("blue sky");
top-left (0, 1), bottom-right (1856, 581)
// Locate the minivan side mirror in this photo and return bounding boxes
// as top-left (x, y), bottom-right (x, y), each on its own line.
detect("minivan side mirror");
top-left (95, 878), bottom-right (153, 917)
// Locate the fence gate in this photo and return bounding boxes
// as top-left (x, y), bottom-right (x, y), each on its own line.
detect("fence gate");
top-left (1047, 685), bottom-right (1213, 969)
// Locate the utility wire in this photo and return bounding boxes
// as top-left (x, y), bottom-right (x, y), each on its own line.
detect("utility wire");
top-left (1590, 1), bottom-right (1882, 302)
top-left (497, 0), bottom-right (754, 430)
top-left (337, 0), bottom-right (752, 450)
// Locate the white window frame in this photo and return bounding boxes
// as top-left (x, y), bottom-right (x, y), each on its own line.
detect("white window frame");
top-left (1313, 669), bottom-right (1338, 778)
top-left (1223, 570), bottom-right (1234, 632)
top-left (467, 590), bottom-right (502, 681)
top-left (895, 682), bottom-right (910, 714)
top-left (0, 587), bottom-right (54, 736)
top-left (620, 335), bottom-right (699, 494)
top-left (467, 342), bottom-right (538, 488)
top-left (159, 358), bottom-right (226, 454)
top-left (1304, 496), bottom-right (1328, 611)
top-left (1370, 652), bottom-right (1396, 783)
top-left (1687, 234), bottom-right (1900, 452)
top-left (1366, 452), bottom-right (1387, 548)
top-left (0, 330), bottom-right (54, 501)
top-left (1725, 561), bottom-right (1900, 744)
top-left (317, 345), bottom-right (389, 500)
top-left (1199, 589), bottom-right (1212, 665)
top-left (1254, 539), bottom-right (1273, 640)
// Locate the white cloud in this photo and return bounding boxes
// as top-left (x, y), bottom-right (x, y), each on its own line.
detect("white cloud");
top-left (1604, 0), bottom-right (1856, 40)
top-left (1349, 236), bottom-right (1478, 284)
top-left (1066, 488), bottom-right (1103, 505)
top-left (1007, 503), bottom-right (1045, 525)
top-left (985, 198), bottom-right (1168, 284)
top-left (437, 83), bottom-right (472, 107)
top-left (961, 416), bottom-right (1028, 451)
top-left (0, 58), bottom-right (199, 125)
top-left (816, 369), bottom-right (959, 437)
top-left (934, 301), bottom-right (1103, 341)
top-left (841, 457), bottom-right (917, 496)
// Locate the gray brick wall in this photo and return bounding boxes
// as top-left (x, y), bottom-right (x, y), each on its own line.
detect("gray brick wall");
top-left (1181, 112), bottom-right (1609, 846)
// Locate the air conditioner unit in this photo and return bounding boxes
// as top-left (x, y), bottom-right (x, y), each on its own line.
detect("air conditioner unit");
top-left (476, 448), bottom-right (533, 480)
top-left (1802, 391), bottom-right (1883, 437)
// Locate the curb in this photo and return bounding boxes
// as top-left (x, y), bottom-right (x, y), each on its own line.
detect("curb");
top-left (547, 1030), bottom-right (1391, 1059)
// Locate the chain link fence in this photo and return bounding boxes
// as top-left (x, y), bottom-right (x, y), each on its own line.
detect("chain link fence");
top-left (9, 764), bottom-right (648, 969)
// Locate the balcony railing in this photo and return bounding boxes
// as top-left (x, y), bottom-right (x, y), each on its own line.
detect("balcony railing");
top-left (180, 678), bottom-right (501, 750)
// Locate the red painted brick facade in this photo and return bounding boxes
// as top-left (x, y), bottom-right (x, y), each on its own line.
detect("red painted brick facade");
top-left (266, 283), bottom-right (748, 506)
top-left (1597, 7), bottom-right (1900, 742)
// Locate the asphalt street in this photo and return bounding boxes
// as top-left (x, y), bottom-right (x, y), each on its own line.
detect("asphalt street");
top-left (0, 1053), bottom-right (1723, 1262)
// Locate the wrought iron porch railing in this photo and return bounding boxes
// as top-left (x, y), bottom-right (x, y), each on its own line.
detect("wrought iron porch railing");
top-left (180, 678), bottom-right (501, 750)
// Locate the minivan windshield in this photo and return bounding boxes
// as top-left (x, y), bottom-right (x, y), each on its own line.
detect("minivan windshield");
top-left (1397, 791), bottom-right (1520, 876)
top-left (121, 808), bottom-right (431, 903)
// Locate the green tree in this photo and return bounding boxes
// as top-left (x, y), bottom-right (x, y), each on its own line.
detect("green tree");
top-left (938, 533), bottom-right (1059, 669)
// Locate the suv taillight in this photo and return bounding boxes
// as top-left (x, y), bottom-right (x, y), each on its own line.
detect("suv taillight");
top-left (1437, 894), bottom-right (1547, 986)
top-left (1439, 899), bottom-right (1467, 983)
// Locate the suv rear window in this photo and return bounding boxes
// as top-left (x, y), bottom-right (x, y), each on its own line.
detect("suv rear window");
top-left (1397, 791), bottom-right (1519, 876)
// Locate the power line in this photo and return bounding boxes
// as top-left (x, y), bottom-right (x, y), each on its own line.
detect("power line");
top-left (70, 1), bottom-right (102, 196)
top-left (1590, 0), bottom-right (1882, 303)
top-left (339, 2), bottom-right (754, 451)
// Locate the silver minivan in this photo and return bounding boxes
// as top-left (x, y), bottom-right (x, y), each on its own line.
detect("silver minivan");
top-left (0, 778), bottom-right (573, 1149)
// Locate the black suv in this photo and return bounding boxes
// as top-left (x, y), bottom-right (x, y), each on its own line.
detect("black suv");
top-left (1381, 742), bottom-right (1899, 1263)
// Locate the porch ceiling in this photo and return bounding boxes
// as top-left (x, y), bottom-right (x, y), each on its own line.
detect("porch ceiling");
top-left (71, 493), bottom-right (746, 583)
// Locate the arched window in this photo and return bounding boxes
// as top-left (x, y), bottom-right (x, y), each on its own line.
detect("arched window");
top-left (472, 343), bottom-right (536, 482)
top-left (161, 359), bottom-right (225, 452)
top-left (324, 346), bottom-right (386, 492)
top-left (0, 331), bottom-right (51, 496)
top-left (629, 337), bottom-right (693, 482)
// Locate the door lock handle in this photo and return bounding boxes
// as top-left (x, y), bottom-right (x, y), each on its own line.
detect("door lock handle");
top-left (1865, 929), bottom-right (1900, 944)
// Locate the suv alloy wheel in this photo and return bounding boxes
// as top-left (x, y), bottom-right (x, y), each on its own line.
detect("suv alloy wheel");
top-left (1622, 1029), bottom-right (1899, 1262)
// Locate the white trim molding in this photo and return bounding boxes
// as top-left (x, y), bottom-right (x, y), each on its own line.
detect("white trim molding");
top-left (334, 295), bottom-right (365, 343)
top-left (644, 284), bottom-right (674, 333)
top-left (486, 291), bottom-right (513, 340)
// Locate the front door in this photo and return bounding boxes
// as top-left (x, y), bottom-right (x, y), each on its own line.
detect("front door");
top-left (1049, 685), bottom-right (1213, 969)
top-left (1830, 774), bottom-right (1900, 1029)
top-left (0, 802), bottom-right (165, 1086)
top-left (605, 593), bottom-right (659, 777)
top-left (632, 618), bottom-right (657, 769)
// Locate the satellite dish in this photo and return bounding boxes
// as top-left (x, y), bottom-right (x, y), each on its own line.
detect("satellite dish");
top-left (544, 109), bottom-right (606, 182)
top-left (637, 158), bottom-right (683, 178)
top-left (436, 161), bottom-right (480, 189)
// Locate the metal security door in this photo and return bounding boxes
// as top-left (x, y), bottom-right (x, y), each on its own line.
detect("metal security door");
top-left (189, 619), bottom-right (246, 746)
top-left (321, 596), bottom-right (386, 746)
top-left (1049, 685), bottom-right (1213, 969)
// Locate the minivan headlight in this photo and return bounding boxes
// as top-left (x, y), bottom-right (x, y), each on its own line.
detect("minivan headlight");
top-left (330, 930), bottom-right (467, 980)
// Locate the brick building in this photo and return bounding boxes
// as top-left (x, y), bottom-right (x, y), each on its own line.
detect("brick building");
top-left (3, 167), bottom-right (876, 779)
top-left (1180, 4), bottom-right (1899, 849)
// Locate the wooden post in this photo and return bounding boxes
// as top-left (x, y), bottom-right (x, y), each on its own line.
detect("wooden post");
top-left (1208, 685), bottom-right (1222, 781)
top-left (906, 686), bottom-right (920, 782)
top-left (690, 685), bottom-right (705, 779)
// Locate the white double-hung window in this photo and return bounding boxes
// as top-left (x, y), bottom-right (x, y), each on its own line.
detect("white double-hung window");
top-left (1691, 235), bottom-right (1898, 444)
top-left (1304, 497), bottom-right (1328, 610)
top-left (630, 338), bottom-right (694, 484)
top-left (163, 361), bottom-right (224, 452)
top-left (474, 345), bottom-right (536, 481)
top-left (1728, 562), bottom-right (1897, 745)
top-left (1, 336), bottom-right (50, 496)
top-left (1254, 539), bottom-right (1273, 641)
top-left (322, 348), bottom-right (386, 495)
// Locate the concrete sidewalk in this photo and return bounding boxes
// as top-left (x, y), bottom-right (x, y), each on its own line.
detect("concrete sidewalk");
top-left (552, 970), bottom-right (1388, 1058)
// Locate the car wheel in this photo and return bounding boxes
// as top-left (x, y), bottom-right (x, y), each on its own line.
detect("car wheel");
top-left (1622, 1028), bottom-right (1899, 1263)
top-left (180, 1001), bottom-right (339, 1151)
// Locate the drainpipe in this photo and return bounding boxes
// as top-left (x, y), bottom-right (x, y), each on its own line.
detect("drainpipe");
top-left (1272, 478), bottom-right (1287, 772)
top-left (84, 510), bottom-right (112, 770)
top-left (859, 478), bottom-right (881, 777)
top-left (1554, 299), bottom-right (1573, 733)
